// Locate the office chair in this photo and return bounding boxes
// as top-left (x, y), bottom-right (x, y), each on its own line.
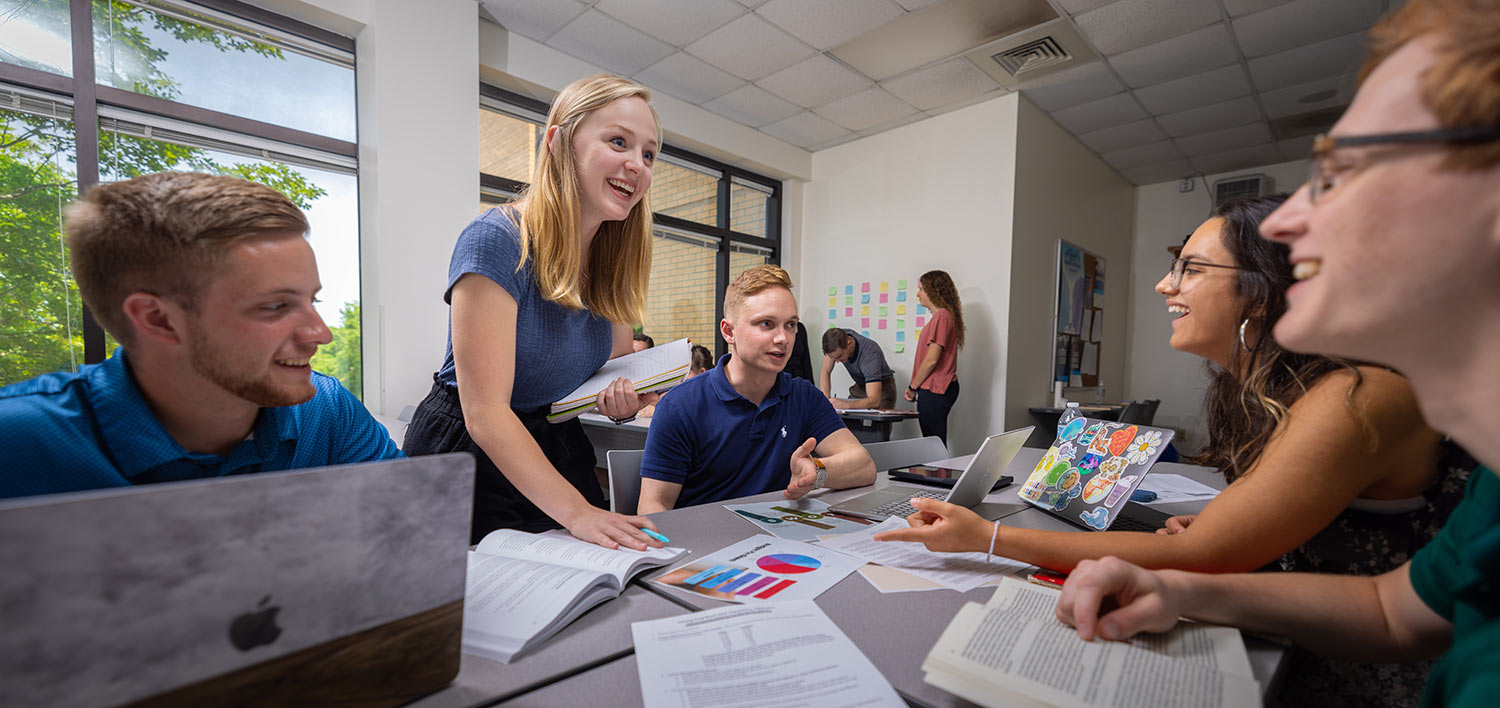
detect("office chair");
top-left (606, 449), bottom-right (646, 515)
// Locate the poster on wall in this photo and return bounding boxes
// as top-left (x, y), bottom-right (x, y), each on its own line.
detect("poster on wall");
top-left (1052, 240), bottom-right (1106, 388)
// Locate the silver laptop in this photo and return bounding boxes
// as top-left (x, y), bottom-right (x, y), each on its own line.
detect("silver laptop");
top-left (829, 427), bottom-right (1033, 521)
top-left (0, 454), bottom-right (474, 707)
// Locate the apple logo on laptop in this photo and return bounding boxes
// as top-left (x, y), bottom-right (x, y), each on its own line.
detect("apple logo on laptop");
top-left (229, 595), bottom-right (282, 651)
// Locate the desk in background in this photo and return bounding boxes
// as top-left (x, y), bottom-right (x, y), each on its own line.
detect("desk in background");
top-left (579, 412), bottom-right (651, 464)
top-left (1024, 404), bottom-right (1126, 447)
top-left (838, 408), bottom-right (918, 443)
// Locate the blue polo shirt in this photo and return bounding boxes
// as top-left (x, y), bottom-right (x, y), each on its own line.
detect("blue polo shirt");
top-left (0, 350), bottom-right (403, 499)
top-left (640, 354), bottom-right (846, 508)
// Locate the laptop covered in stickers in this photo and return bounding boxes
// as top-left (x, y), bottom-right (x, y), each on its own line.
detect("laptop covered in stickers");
top-left (1018, 417), bottom-right (1176, 532)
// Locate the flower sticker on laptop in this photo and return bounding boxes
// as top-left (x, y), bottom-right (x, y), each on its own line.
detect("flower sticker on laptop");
top-left (1124, 430), bottom-right (1163, 465)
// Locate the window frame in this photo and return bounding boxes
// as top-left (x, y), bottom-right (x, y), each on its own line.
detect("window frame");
top-left (0, 0), bottom-right (357, 365)
top-left (478, 83), bottom-right (782, 358)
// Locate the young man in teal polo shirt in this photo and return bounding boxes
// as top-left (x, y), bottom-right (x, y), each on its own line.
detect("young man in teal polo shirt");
top-left (636, 265), bottom-right (875, 513)
top-left (0, 172), bottom-right (400, 499)
top-left (1052, 2), bottom-right (1500, 705)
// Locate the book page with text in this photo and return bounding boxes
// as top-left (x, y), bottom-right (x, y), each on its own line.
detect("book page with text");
top-left (477, 529), bottom-right (685, 586)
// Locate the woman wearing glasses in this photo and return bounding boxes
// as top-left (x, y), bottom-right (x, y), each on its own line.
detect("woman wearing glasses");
top-left (878, 194), bottom-right (1470, 707)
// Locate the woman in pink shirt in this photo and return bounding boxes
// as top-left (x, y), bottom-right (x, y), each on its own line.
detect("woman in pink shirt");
top-left (904, 270), bottom-right (964, 444)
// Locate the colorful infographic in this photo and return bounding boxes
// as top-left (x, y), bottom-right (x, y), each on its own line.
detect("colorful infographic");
top-left (651, 536), bottom-right (863, 604)
top-left (724, 498), bottom-right (873, 543)
top-left (1018, 417), bottom-right (1175, 531)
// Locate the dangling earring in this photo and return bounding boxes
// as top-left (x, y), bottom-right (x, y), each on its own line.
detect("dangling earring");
top-left (1239, 319), bottom-right (1251, 350)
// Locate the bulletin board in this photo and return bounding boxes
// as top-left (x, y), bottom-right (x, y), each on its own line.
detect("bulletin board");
top-left (1051, 240), bottom-right (1106, 388)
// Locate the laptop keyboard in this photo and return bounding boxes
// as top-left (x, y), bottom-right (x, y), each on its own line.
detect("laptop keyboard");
top-left (871, 489), bottom-right (949, 518)
top-left (1107, 513), bottom-right (1161, 532)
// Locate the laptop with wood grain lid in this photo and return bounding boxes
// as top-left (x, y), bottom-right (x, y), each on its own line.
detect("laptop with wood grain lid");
top-left (0, 454), bottom-right (474, 707)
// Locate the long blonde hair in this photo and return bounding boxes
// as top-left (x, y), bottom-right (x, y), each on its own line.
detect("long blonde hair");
top-left (515, 74), bottom-right (659, 325)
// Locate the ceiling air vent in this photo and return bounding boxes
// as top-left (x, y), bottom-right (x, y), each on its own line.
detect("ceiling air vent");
top-left (993, 36), bottom-right (1070, 77)
top-left (1213, 175), bottom-right (1270, 208)
top-left (966, 18), bottom-right (1096, 90)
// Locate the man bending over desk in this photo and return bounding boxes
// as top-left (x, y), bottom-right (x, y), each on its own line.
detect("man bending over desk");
top-left (0, 172), bottom-right (401, 499)
top-left (819, 327), bottom-right (896, 409)
top-left (637, 266), bottom-right (875, 513)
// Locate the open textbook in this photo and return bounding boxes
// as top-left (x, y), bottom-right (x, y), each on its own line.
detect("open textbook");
top-left (549, 338), bottom-right (692, 422)
top-left (462, 530), bottom-right (687, 663)
top-left (923, 578), bottom-right (1258, 708)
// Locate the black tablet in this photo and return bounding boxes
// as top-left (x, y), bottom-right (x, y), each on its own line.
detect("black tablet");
top-left (889, 465), bottom-right (1013, 492)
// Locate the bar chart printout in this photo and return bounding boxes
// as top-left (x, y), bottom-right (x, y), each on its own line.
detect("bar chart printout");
top-left (650, 536), bottom-right (863, 604)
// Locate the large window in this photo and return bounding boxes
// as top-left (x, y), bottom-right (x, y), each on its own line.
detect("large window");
top-left (0, 0), bottom-right (360, 395)
top-left (478, 85), bottom-right (781, 357)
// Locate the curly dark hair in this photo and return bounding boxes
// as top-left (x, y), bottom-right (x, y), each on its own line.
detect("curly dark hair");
top-left (1189, 195), bottom-right (1370, 480)
top-left (918, 270), bottom-right (965, 349)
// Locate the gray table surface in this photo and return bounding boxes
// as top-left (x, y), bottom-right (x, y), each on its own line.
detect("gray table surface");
top-left (407, 585), bottom-right (687, 707)
top-left (438, 447), bottom-right (1286, 707)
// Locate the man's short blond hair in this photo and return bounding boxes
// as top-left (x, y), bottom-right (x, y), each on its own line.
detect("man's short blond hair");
top-left (65, 172), bottom-right (309, 345)
top-left (723, 264), bottom-right (793, 320)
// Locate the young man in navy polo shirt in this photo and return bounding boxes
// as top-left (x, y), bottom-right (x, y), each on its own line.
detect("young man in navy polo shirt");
top-left (0, 172), bottom-right (400, 499)
top-left (637, 265), bottom-right (875, 512)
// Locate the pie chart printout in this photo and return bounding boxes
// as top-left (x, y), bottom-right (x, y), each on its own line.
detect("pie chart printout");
top-left (757, 553), bottom-right (822, 574)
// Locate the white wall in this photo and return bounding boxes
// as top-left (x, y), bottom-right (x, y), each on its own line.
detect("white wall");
top-left (800, 94), bottom-right (1021, 455)
top-left (1007, 99), bottom-right (1136, 432)
top-left (1124, 159), bottom-right (1308, 453)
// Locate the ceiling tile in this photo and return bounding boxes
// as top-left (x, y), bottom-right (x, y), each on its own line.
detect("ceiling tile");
top-left (1120, 158), bottom-right (1197, 185)
top-left (1108, 23), bottom-right (1238, 88)
top-left (856, 114), bottom-right (928, 137)
top-left (479, 0), bottom-right (588, 41)
top-left (1051, 92), bottom-right (1148, 135)
top-left (1175, 121), bottom-right (1273, 155)
top-left (1259, 75), bottom-right (1352, 119)
top-left (1077, 118), bottom-right (1167, 154)
top-left (703, 83), bottom-right (803, 126)
top-left (1222, 0), bottom-right (1295, 16)
top-left (1246, 31), bottom-right (1367, 92)
top-left (756, 55), bottom-right (872, 108)
top-left (881, 57), bottom-right (1001, 111)
top-left (1019, 61), bottom-right (1126, 112)
top-left (808, 133), bottom-right (863, 151)
top-left (1233, 0), bottom-right (1384, 58)
top-left (814, 87), bottom-right (920, 132)
top-left (636, 52), bottom-right (745, 105)
top-left (1103, 139), bottom-right (1186, 170)
top-left (761, 110), bottom-right (850, 147)
top-left (1055, 0), bottom-right (1114, 13)
top-left (595, 0), bottom-right (745, 48)
top-left (549, 9), bottom-right (675, 75)
top-left (685, 13), bottom-right (818, 81)
top-left (1076, 0), bottom-right (1222, 56)
top-left (755, 0), bottom-right (907, 50)
top-left (924, 87), bottom-right (1011, 115)
top-left (893, 0), bottom-right (941, 10)
top-left (1156, 96), bottom-right (1261, 137)
top-left (1189, 143), bottom-right (1282, 174)
top-left (1277, 134), bottom-right (1317, 162)
top-left (1133, 64), bottom-right (1251, 115)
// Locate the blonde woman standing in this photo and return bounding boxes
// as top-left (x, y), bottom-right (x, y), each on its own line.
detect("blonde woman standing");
top-left (904, 270), bottom-right (964, 445)
top-left (405, 75), bottom-right (663, 550)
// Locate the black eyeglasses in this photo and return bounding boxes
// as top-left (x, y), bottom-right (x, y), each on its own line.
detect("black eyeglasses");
top-left (1168, 258), bottom-right (1245, 289)
top-left (1308, 125), bottom-right (1500, 203)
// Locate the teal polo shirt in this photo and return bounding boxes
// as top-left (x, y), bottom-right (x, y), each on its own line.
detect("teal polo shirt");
top-left (640, 354), bottom-right (846, 508)
top-left (1409, 467), bottom-right (1500, 707)
top-left (0, 350), bottom-right (402, 499)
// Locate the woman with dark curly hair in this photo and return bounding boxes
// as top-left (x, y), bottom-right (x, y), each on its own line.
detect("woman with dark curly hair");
top-left (905, 270), bottom-right (965, 444)
top-left (878, 194), bottom-right (1472, 707)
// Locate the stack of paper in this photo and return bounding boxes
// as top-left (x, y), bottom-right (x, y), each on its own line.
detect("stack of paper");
top-left (548, 338), bottom-right (692, 422)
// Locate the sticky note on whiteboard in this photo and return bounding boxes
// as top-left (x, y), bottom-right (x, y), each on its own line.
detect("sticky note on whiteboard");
top-left (878, 320), bottom-right (887, 329)
top-left (829, 309), bottom-right (837, 319)
top-left (896, 331), bottom-right (905, 341)
top-left (861, 318), bottom-right (869, 328)
top-left (845, 307), bottom-right (853, 317)
top-left (894, 343), bottom-right (905, 353)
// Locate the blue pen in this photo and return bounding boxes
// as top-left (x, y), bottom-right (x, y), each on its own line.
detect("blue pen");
top-left (642, 528), bottom-right (671, 544)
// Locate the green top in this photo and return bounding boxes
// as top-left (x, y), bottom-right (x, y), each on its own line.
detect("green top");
top-left (1408, 466), bottom-right (1500, 707)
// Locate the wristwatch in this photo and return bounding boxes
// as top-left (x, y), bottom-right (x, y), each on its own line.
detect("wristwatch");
top-left (610, 414), bottom-right (637, 425)
top-left (812, 457), bottom-right (828, 490)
